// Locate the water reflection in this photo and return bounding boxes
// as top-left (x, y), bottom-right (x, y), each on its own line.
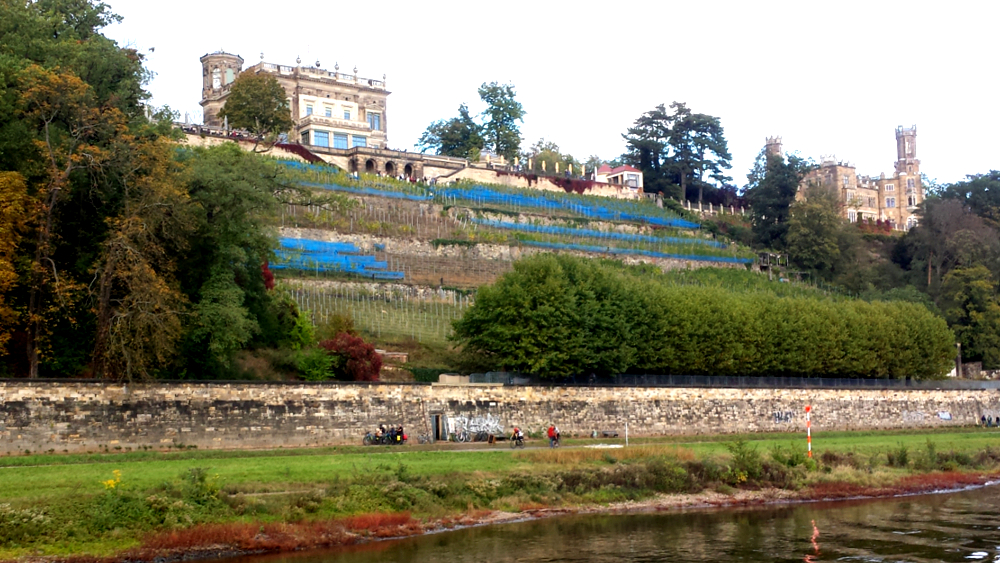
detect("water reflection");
top-left (229, 486), bottom-right (1000, 563)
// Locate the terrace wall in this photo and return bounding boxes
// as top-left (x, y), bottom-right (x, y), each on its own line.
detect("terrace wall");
top-left (2, 380), bottom-right (997, 454)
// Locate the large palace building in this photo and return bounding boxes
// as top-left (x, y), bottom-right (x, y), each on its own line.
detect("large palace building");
top-left (199, 51), bottom-right (389, 150)
top-left (784, 126), bottom-right (923, 230)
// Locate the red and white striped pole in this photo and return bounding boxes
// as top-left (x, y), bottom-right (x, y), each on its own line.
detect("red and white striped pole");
top-left (805, 405), bottom-right (812, 458)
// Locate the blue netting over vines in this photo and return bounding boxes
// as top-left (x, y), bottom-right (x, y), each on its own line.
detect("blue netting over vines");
top-left (271, 237), bottom-right (405, 280)
top-left (435, 185), bottom-right (700, 229)
top-left (520, 240), bottom-right (753, 264)
top-left (471, 218), bottom-right (725, 248)
top-left (278, 161), bottom-right (701, 229)
top-left (299, 182), bottom-right (432, 201)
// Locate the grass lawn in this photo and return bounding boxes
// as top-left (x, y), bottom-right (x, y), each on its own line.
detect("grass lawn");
top-left (3, 426), bottom-right (999, 560)
top-left (3, 426), bottom-right (998, 506)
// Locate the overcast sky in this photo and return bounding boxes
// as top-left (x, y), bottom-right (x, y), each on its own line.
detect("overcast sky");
top-left (105, 0), bottom-right (997, 187)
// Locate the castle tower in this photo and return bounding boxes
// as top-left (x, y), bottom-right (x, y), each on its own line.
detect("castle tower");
top-left (199, 51), bottom-right (244, 127)
top-left (894, 125), bottom-right (919, 176)
top-left (765, 136), bottom-right (783, 159)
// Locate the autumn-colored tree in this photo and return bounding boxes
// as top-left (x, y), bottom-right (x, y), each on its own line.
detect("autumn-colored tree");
top-left (17, 65), bottom-right (118, 377)
top-left (0, 172), bottom-right (29, 350)
top-left (90, 134), bottom-right (193, 380)
top-left (319, 333), bottom-right (382, 381)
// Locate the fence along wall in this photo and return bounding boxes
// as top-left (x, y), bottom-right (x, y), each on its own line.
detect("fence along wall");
top-left (2, 381), bottom-right (999, 454)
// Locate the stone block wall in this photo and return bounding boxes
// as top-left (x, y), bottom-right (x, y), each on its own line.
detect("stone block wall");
top-left (2, 380), bottom-right (998, 454)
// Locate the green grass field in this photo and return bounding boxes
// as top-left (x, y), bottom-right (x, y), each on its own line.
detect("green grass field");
top-left (3, 427), bottom-right (998, 505)
top-left (3, 427), bottom-right (999, 559)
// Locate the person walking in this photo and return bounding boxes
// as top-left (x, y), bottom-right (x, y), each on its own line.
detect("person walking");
top-left (547, 425), bottom-right (556, 448)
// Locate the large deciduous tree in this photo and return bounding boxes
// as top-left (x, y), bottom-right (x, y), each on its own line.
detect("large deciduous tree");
top-left (415, 103), bottom-right (483, 160)
top-left (520, 138), bottom-right (580, 175)
top-left (217, 73), bottom-right (293, 150)
top-left (477, 82), bottom-right (525, 162)
top-left (941, 266), bottom-right (1000, 368)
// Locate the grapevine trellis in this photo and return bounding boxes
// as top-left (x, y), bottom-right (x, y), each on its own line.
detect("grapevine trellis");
top-left (287, 282), bottom-right (474, 345)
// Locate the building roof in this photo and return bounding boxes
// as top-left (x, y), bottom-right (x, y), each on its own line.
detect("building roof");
top-left (608, 165), bottom-right (641, 175)
top-left (597, 164), bottom-right (612, 174)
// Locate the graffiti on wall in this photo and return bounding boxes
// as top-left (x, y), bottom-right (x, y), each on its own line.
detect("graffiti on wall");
top-left (449, 413), bottom-right (503, 435)
top-left (772, 411), bottom-right (794, 424)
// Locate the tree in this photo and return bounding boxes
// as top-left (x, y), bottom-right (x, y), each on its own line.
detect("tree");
top-left (940, 171), bottom-right (1000, 229)
top-left (319, 333), bottom-right (382, 381)
top-left (622, 102), bottom-right (732, 201)
top-left (941, 266), bottom-right (1000, 368)
top-left (667, 103), bottom-right (732, 202)
top-left (90, 132), bottom-right (193, 380)
top-left (895, 199), bottom-right (1000, 294)
top-left (217, 73), bottom-right (293, 150)
top-left (743, 149), bottom-right (809, 250)
top-left (174, 144), bottom-right (285, 375)
top-left (415, 103), bottom-right (483, 160)
top-left (520, 138), bottom-right (580, 175)
top-left (786, 183), bottom-right (850, 277)
top-left (0, 173), bottom-right (29, 352)
top-left (478, 82), bottom-right (525, 162)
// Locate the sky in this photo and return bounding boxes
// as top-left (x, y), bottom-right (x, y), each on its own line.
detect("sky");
top-left (104, 0), bottom-right (998, 187)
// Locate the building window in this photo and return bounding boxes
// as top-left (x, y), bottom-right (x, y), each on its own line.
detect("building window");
top-left (344, 109), bottom-right (351, 120)
top-left (886, 197), bottom-right (896, 208)
top-left (333, 133), bottom-right (348, 149)
top-left (225, 68), bottom-right (235, 84)
top-left (324, 107), bottom-right (332, 117)
top-left (212, 68), bottom-right (221, 89)
top-left (626, 174), bottom-right (640, 188)
top-left (907, 178), bottom-right (915, 189)
top-left (846, 191), bottom-right (855, 203)
top-left (848, 211), bottom-right (857, 223)
top-left (305, 105), bottom-right (313, 116)
top-left (885, 184), bottom-right (894, 191)
top-left (908, 196), bottom-right (915, 207)
top-left (300, 131), bottom-right (309, 145)
top-left (352, 136), bottom-right (367, 148)
top-left (368, 112), bottom-right (381, 131)
top-left (313, 131), bottom-right (329, 148)
top-left (868, 197), bottom-right (876, 208)
top-left (843, 176), bottom-right (850, 186)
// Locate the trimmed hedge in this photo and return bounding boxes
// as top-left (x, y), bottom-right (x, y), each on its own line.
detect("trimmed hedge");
top-left (453, 255), bottom-right (955, 379)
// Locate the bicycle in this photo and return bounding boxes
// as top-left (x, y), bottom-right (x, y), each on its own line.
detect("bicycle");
top-left (454, 430), bottom-right (470, 442)
top-left (417, 434), bottom-right (432, 444)
top-left (509, 435), bottom-right (525, 449)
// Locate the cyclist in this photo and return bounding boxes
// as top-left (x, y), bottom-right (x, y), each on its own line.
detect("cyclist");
top-left (511, 426), bottom-right (523, 442)
top-left (547, 425), bottom-right (556, 448)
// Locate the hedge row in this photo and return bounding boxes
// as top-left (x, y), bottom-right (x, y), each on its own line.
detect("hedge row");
top-left (452, 255), bottom-right (956, 379)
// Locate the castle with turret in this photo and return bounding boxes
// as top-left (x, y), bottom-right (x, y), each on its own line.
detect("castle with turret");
top-left (779, 126), bottom-right (923, 230)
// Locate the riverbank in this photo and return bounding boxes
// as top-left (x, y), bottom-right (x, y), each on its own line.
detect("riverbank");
top-left (3, 429), bottom-right (1000, 563)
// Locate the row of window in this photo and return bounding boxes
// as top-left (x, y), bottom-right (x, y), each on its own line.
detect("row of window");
top-left (844, 178), bottom-right (916, 191)
top-left (303, 130), bottom-right (366, 149)
top-left (846, 194), bottom-right (919, 209)
top-left (303, 106), bottom-right (382, 131)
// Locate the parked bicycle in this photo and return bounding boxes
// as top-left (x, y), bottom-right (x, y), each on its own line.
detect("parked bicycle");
top-left (417, 434), bottom-right (432, 444)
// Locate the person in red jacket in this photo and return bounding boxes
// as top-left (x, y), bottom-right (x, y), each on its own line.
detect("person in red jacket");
top-left (547, 425), bottom-right (556, 448)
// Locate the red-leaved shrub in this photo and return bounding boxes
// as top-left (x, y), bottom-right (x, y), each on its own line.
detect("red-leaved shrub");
top-left (319, 333), bottom-right (382, 381)
top-left (261, 261), bottom-right (275, 290)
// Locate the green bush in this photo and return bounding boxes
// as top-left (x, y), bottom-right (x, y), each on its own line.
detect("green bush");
top-left (296, 348), bottom-right (335, 381)
top-left (453, 255), bottom-right (956, 378)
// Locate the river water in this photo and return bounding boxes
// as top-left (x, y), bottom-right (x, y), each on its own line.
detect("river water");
top-left (232, 485), bottom-right (1000, 563)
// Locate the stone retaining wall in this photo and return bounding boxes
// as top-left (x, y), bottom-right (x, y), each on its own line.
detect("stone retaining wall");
top-left (2, 381), bottom-right (998, 453)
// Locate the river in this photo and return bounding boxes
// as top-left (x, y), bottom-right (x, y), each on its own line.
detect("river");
top-left (228, 485), bottom-right (1000, 563)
